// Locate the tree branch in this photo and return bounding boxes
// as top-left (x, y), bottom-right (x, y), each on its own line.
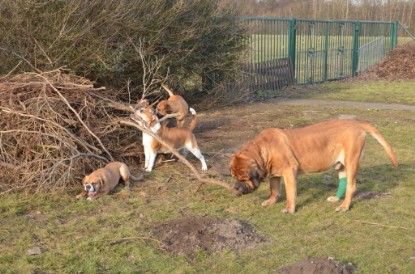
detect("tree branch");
top-left (119, 118), bottom-right (238, 195)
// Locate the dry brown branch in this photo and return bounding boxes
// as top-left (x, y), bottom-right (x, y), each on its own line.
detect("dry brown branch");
top-left (106, 101), bottom-right (136, 113)
top-left (1, 107), bottom-right (100, 153)
top-left (36, 73), bottom-right (114, 161)
top-left (0, 61), bottom-right (23, 81)
top-left (0, 69), bottom-right (143, 193)
top-left (157, 113), bottom-right (180, 123)
top-left (0, 160), bottom-right (20, 172)
top-left (129, 37), bottom-right (168, 99)
top-left (119, 119), bottom-right (238, 195)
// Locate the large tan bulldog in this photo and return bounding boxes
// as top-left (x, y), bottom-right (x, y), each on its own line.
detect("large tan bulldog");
top-left (76, 162), bottom-right (142, 200)
top-left (157, 83), bottom-right (189, 127)
top-left (229, 119), bottom-right (398, 213)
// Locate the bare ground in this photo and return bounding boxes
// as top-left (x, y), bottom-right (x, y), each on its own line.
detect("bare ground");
top-left (280, 256), bottom-right (357, 274)
top-left (151, 216), bottom-right (265, 258)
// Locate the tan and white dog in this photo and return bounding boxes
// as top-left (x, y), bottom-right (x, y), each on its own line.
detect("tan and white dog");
top-left (229, 119), bottom-right (398, 213)
top-left (131, 106), bottom-right (208, 172)
top-left (157, 83), bottom-right (189, 127)
top-left (76, 162), bottom-right (142, 200)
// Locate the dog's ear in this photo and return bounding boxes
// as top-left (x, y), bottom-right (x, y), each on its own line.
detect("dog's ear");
top-left (249, 167), bottom-right (262, 189)
top-left (165, 104), bottom-right (172, 114)
top-left (98, 178), bottom-right (105, 189)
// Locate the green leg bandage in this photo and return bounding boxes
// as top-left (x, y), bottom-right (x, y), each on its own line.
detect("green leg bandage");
top-left (336, 177), bottom-right (347, 199)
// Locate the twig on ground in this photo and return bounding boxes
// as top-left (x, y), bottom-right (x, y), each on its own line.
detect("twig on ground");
top-left (106, 236), bottom-right (167, 250)
top-left (165, 175), bottom-right (173, 184)
top-left (353, 220), bottom-right (409, 230)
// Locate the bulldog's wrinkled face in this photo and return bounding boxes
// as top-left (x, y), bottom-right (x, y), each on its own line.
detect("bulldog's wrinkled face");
top-left (230, 153), bottom-right (262, 196)
top-left (82, 176), bottom-right (102, 199)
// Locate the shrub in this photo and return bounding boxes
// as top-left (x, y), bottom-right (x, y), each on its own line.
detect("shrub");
top-left (0, 0), bottom-right (247, 95)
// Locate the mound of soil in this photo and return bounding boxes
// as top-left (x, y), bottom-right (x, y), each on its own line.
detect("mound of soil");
top-left (358, 41), bottom-right (415, 81)
top-left (280, 256), bottom-right (357, 274)
top-left (152, 216), bottom-right (265, 258)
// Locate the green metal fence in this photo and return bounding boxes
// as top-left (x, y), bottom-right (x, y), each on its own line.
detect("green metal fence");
top-left (242, 17), bottom-right (414, 85)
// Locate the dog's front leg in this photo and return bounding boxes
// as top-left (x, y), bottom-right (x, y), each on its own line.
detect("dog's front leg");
top-left (146, 151), bottom-right (157, 172)
top-left (261, 177), bottom-right (281, 206)
top-left (76, 190), bottom-right (87, 199)
top-left (86, 191), bottom-right (109, 201)
top-left (282, 170), bottom-right (297, 214)
top-left (143, 145), bottom-right (150, 170)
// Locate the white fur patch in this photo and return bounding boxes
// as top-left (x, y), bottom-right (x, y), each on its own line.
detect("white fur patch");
top-left (334, 150), bottom-right (345, 166)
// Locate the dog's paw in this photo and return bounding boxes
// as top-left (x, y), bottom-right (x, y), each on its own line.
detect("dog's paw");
top-left (261, 199), bottom-right (276, 206)
top-left (282, 208), bottom-right (295, 214)
top-left (327, 196), bottom-right (340, 203)
top-left (335, 205), bottom-right (349, 212)
top-left (86, 197), bottom-right (92, 201)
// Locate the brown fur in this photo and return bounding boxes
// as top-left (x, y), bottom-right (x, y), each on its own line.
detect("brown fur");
top-left (157, 83), bottom-right (189, 127)
top-left (76, 162), bottom-right (142, 200)
top-left (132, 106), bottom-right (207, 172)
top-left (229, 119), bottom-right (398, 213)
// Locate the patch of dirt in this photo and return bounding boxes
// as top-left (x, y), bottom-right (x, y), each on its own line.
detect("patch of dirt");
top-left (355, 191), bottom-right (391, 201)
top-left (357, 41), bottom-right (415, 81)
top-left (280, 256), bottom-right (357, 274)
top-left (152, 216), bottom-right (265, 258)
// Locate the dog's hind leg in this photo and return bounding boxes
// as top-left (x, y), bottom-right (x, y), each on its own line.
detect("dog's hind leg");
top-left (186, 142), bottom-right (208, 171)
top-left (119, 164), bottom-right (131, 191)
top-left (336, 138), bottom-right (365, 212)
top-left (336, 166), bottom-right (358, 212)
top-left (327, 167), bottom-right (346, 203)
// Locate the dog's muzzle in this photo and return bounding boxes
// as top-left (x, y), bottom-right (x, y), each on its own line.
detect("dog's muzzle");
top-left (234, 181), bottom-right (254, 196)
top-left (85, 184), bottom-right (94, 191)
top-left (85, 184), bottom-right (97, 197)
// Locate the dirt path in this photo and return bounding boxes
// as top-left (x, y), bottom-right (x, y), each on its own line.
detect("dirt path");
top-left (277, 99), bottom-right (415, 111)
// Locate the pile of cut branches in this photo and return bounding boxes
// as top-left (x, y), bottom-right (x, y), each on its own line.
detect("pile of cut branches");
top-left (0, 69), bottom-right (143, 194)
top-left (357, 41), bottom-right (415, 81)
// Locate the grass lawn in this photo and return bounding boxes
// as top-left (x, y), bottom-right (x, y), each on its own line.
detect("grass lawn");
top-left (1, 80), bottom-right (415, 273)
top-left (281, 79), bottom-right (415, 105)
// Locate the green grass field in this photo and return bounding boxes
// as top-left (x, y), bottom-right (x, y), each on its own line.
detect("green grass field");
top-left (1, 80), bottom-right (415, 273)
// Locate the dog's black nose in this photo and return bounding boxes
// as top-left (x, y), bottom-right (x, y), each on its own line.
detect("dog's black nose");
top-left (85, 184), bottom-right (92, 190)
top-left (234, 182), bottom-right (245, 196)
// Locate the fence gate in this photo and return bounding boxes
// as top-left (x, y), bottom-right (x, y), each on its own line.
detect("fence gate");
top-left (241, 17), bottom-right (413, 89)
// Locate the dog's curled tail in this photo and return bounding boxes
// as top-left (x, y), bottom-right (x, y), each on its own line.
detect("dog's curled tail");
top-left (362, 122), bottom-right (398, 168)
top-left (161, 83), bottom-right (175, 97)
top-left (188, 107), bottom-right (197, 131)
top-left (130, 173), bottom-right (144, 181)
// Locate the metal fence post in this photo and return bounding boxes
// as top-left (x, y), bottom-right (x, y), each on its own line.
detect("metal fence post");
top-left (352, 21), bottom-right (360, 77)
top-left (391, 21), bottom-right (398, 49)
top-left (323, 23), bottom-right (329, 81)
top-left (288, 18), bottom-right (296, 79)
